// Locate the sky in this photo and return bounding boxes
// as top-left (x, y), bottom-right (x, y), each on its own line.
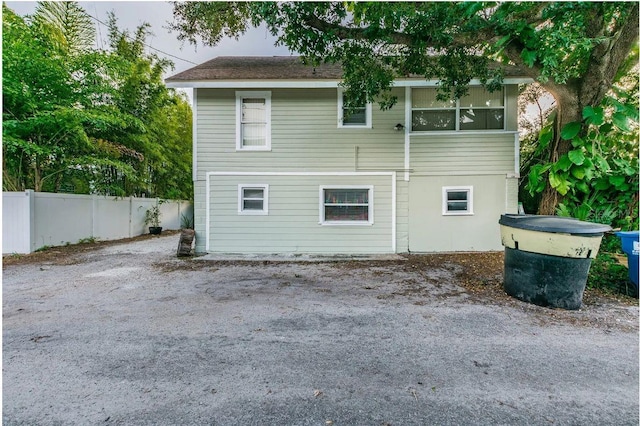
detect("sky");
top-left (4, 1), bottom-right (293, 79)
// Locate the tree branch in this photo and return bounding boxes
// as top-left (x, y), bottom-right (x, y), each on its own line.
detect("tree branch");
top-left (302, 14), bottom-right (416, 45)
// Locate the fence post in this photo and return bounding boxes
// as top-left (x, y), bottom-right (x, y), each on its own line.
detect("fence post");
top-left (129, 196), bottom-right (133, 238)
top-left (27, 189), bottom-right (36, 253)
top-left (90, 194), bottom-right (97, 239)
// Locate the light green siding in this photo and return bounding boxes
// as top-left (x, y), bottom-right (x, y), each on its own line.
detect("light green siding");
top-left (207, 174), bottom-right (394, 254)
top-left (408, 175), bottom-right (513, 252)
top-left (410, 133), bottom-right (516, 175)
top-left (506, 177), bottom-right (519, 214)
top-left (193, 84), bottom-right (520, 254)
top-left (193, 180), bottom-right (207, 253)
top-left (196, 88), bottom-right (406, 178)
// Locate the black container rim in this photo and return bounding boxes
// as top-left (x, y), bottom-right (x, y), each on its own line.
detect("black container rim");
top-left (499, 214), bottom-right (612, 235)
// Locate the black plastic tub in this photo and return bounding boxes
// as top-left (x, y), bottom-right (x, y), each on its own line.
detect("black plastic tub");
top-left (499, 214), bottom-right (611, 310)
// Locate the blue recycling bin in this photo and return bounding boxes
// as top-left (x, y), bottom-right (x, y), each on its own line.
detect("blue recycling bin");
top-left (615, 231), bottom-right (639, 291)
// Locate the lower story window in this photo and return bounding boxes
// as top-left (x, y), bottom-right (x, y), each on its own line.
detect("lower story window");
top-left (442, 186), bottom-right (473, 215)
top-left (238, 184), bottom-right (269, 215)
top-left (320, 186), bottom-right (373, 225)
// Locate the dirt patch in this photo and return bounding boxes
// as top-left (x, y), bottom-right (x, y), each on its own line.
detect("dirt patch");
top-left (6, 235), bottom-right (637, 331)
top-left (2, 230), bottom-right (181, 268)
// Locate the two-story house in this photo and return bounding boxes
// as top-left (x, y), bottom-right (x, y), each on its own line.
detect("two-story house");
top-left (166, 56), bottom-right (527, 255)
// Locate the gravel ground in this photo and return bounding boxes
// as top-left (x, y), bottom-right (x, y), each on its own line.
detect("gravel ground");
top-left (3, 233), bottom-right (639, 425)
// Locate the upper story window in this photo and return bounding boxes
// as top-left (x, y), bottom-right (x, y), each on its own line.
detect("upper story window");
top-left (337, 88), bottom-right (372, 128)
top-left (411, 87), bottom-right (504, 132)
top-left (236, 91), bottom-right (271, 151)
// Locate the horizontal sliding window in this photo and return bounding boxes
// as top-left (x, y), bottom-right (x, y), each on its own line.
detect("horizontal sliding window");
top-left (320, 186), bottom-right (373, 225)
top-left (412, 87), bottom-right (504, 132)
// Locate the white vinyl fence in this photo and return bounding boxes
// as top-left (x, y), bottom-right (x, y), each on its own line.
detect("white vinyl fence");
top-left (3, 190), bottom-right (193, 254)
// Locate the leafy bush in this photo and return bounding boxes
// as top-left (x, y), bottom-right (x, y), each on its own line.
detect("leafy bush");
top-left (587, 252), bottom-right (637, 298)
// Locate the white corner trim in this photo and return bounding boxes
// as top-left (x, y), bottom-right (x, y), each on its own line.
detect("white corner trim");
top-left (192, 88), bottom-right (198, 182)
top-left (391, 171), bottom-right (397, 252)
top-left (442, 186), bottom-right (474, 216)
top-left (337, 88), bottom-right (372, 129)
top-left (205, 175), bottom-right (211, 251)
top-left (514, 132), bottom-right (521, 178)
top-left (235, 91), bottom-right (272, 151)
top-left (404, 87), bottom-right (411, 182)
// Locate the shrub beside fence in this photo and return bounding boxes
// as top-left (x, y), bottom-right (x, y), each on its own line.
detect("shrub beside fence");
top-left (2, 190), bottom-right (193, 254)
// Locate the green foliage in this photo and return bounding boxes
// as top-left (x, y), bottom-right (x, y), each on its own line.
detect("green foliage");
top-left (144, 204), bottom-right (162, 227)
top-left (525, 96), bottom-right (638, 229)
top-left (587, 250), bottom-right (638, 298)
top-left (171, 2), bottom-right (637, 106)
top-left (3, 3), bottom-right (193, 200)
top-left (180, 213), bottom-right (194, 230)
top-left (33, 1), bottom-right (95, 55)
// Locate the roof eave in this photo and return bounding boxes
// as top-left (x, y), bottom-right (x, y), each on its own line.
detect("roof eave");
top-left (165, 77), bottom-right (534, 89)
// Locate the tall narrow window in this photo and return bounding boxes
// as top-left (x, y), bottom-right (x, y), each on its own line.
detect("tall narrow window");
top-left (238, 184), bottom-right (269, 215)
top-left (320, 186), bottom-right (373, 225)
top-left (236, 91), bottom-right (271, 150)
top-left (442, 186), bottom-right (474, 215)
top-left (337, 89), bottom-right (372, 128)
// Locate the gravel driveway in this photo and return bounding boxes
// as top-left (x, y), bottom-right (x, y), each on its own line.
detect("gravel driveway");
top-left (3, 234), bottom-right (639, 425)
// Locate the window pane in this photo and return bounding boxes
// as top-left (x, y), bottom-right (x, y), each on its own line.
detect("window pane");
top-left (447, 201), bottom-right (468, 211)
top-left (459, 109), bottom-right (504, 130)
top-left (242, 123), bottom-right (266, 146)
top-left (325, 205), bottom-right (369, 221)
top-left (243, 189), bottom-right (264, 199)
top-left (343, 108), bottom-right (367, 125)
top-left (243, 199), bottom-right (264, 210)
top-left (242, 98), bottom-right (265, 122)
top-left (447, 191), bottom-right (468, 201)
top-left (324, 189), bottom-right (368, 204)
top-left (412, 110), bottom-right (456, 131)
top-left (412, 88), bottom-right (455, 108)
top-left (460, 87), bottom-right (503, 108)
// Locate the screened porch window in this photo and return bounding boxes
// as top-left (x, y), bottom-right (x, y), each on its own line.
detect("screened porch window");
top-left (411, 87), bottom-right (504, 132)
top-left (320, 186), bottom-right (373, 225)
top-left (236, 91), bottom-right (271, 150)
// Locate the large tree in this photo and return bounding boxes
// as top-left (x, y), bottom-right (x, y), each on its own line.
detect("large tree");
top-left (3, 3), bottom-right (193, 199)
top-left (171, 1), bottom-right (638, 213)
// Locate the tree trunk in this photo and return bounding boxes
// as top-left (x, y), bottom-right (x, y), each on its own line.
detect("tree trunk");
top-left (531, 4), bottom-right (639, 216)
top-left (535, 83), bottom-right (583, 214)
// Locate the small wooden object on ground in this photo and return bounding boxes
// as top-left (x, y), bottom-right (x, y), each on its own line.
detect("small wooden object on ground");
top-left (177, 229), bottom-right (195, 257)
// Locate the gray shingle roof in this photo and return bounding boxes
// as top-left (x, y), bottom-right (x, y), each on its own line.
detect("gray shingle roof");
top-left (166, 55), bottom-right (531, 84)
top-left (166, 56), bottom-right (343, 82)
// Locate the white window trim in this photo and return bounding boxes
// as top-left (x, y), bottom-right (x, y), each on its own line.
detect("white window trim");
top-left (442, 186), bottom-right (474, 216)
top-left (238, 184), bottom-right (269, 215)
top-left (337, 88), bottom-right (372, 129)
top-left (236, 91), bottom-right (272, 151)
top-left (410, 87), bottom-right (506, 133)
top-left (319, 185), bottom-right (374, 226)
